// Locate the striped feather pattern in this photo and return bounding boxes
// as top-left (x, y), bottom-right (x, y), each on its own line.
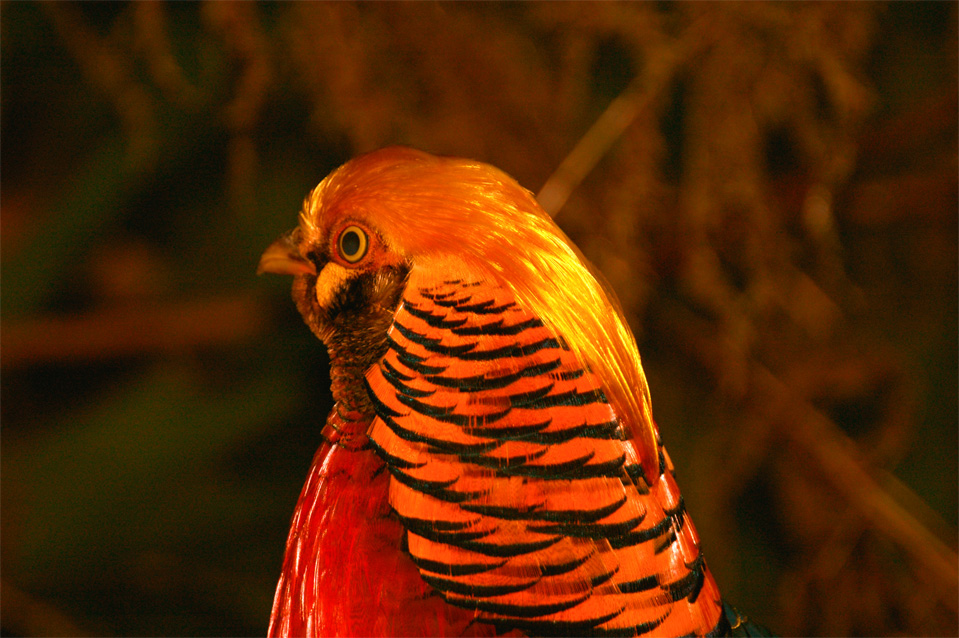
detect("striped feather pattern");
top-left (367, 275), bottom-right (725, 636)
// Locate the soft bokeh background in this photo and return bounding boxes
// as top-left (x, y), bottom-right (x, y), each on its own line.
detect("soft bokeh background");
top-left (2, 3), bottom-right (956, 636)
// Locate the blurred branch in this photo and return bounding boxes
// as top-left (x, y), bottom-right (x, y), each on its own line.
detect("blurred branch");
top-left (657, 300), bottom-right (959, 612)
top-left (0, 579), bottom-right (96, 637)
top-left (536, 17), bottom-right (716, 218)
top-left (41, 2), bottom-right (158, 165)
top-left (202, 0), bottom-right (273, 212)
top-left (760, 365), bottom-right (959, 611)
top-left (1, 295), bottom-right (269, 369)
top-left (133, 1), bottom-right (203, 109)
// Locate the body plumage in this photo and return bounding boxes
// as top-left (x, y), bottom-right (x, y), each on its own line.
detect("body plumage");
top-left (260, 147), bottom-right (744, 636)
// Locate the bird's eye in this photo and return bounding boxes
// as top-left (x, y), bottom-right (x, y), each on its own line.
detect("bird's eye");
top-left (337, 225), bottom-right (369, 263)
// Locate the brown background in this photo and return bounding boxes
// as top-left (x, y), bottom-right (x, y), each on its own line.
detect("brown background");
top-left (2, 3), bottom-right (956, 636)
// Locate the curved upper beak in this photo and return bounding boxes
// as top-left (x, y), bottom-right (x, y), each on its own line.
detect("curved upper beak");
top-left (257, 231), bottom-right (317, 276)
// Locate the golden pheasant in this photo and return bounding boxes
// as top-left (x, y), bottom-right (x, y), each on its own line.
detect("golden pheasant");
top-left (259, 147), bottom-right (763, 637)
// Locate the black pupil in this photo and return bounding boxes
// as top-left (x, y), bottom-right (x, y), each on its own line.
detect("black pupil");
top-left (341, 230), bottom-right (361, 256)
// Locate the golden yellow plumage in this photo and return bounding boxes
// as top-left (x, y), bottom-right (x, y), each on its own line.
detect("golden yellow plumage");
top-left (295, 146), bottom-right (658, 478)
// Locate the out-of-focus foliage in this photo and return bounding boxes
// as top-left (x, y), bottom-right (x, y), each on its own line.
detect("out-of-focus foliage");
top-left (1, 2), bottom-right (955, 636)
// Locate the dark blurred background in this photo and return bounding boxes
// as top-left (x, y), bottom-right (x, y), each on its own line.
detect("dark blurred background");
top-left (2, 3), bottom-right (956, 636)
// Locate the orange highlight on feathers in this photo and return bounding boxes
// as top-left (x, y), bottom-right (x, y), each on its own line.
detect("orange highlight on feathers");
top-left (300, 147), bottom-right (659, 479)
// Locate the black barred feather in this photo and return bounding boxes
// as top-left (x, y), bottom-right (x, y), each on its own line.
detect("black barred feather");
top-left (365, 277), bottom-right (730, 636)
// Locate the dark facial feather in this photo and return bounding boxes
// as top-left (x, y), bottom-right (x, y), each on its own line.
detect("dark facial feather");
top-left (293, 263), bottom-right (411, 414)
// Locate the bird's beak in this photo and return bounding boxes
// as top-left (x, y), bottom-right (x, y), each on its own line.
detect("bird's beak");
top-left (257, 231), bottom-right (317, 276)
